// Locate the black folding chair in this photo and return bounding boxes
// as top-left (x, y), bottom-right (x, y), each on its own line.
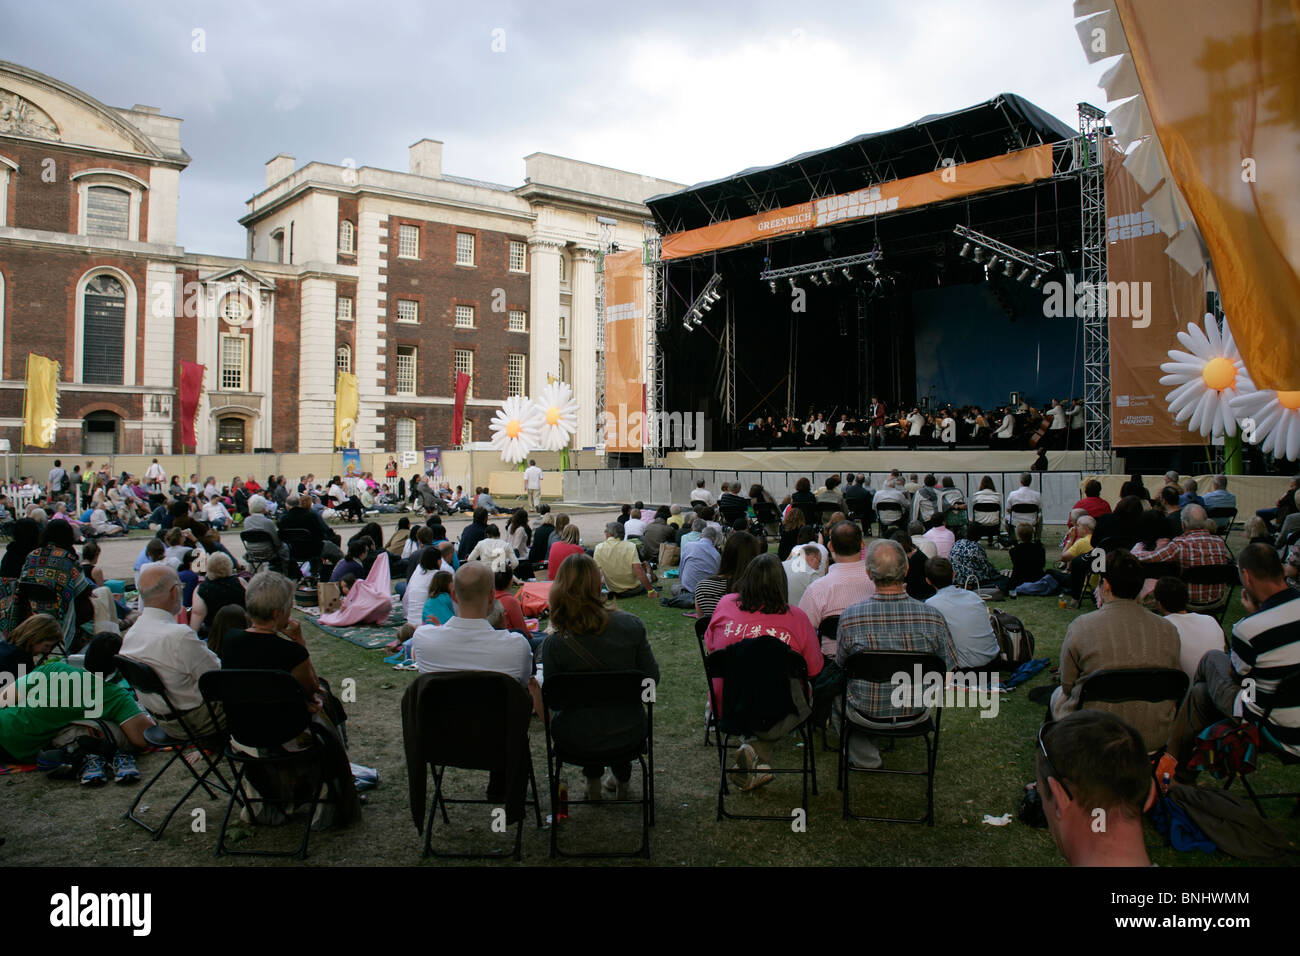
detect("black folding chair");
top-left (971, 502), bottom-right (1001, 545)
top-left (1009, 503), bottom-right (1042, 541)
top-left (239, 529), bottom-right (277, 574)
top-left (813, 616), bottom-right (841, 752)
top-left (402, 671), bottom-right (542, 860)
top-left (876, 502), bottom-right (907, 538)
top-left (1182, 562), bottom-right (1239, 624)
top-left (753, 500), bottom-right (781, 537)
top-left (816, 501), bottom-right (842, 527)
top-left (198, 669), bottom-right (339, 859)
top-left (1229, 672), bottom-right (1300, 817)
top-left (704, 637), bottom-right (818, 822)
top-left (113, 655), bottom-right (231, 840)
top-left (1205, 506), bottom-right (1238, 545)
top-left (695, 616), bottom-right (717, 745)
top-left (838, 651), bottom-right (946, 825)
top-left (542, 670), bottom-right (654, 859)
top-left (278, 527), bottom-right (318, 582)
top-left (847, 495), bottom-right (874, 531)
top-left (1076, 666), bottom-right (1190, 755)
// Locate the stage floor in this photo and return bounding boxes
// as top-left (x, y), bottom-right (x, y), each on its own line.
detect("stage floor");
top-left (663, 448), bottom-right (1094, 473)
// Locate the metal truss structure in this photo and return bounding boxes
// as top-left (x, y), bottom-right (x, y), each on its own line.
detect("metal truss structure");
top-left (1077, 102), bottom-right (1111, 474)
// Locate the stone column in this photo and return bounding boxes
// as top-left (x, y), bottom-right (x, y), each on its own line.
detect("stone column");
top-left (527, 236), bottom-right (564, 399)
top-left (568, 244), bottom-right (599, 448)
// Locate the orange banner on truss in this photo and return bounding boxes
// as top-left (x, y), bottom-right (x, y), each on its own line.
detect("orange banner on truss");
top-left (661, 144), bottom-right (1055, 260)
top-left (603, 250), bottom-right (645, 453)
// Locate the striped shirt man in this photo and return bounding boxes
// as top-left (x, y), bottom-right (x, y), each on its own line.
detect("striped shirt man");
top-left (1232, 588), bottom-right (1300, 756)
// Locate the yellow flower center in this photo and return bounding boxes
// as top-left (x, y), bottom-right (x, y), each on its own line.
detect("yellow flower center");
top-left (546, 406), bottom-right (561, 426)
top-left (1201, 356), bottom-right (1236, 391)
top-left (505, 419), bottom-right (521, 438)
top-left (1279, 391), bottom-right (1300, 411)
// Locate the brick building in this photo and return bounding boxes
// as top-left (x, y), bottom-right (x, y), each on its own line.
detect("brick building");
top-left (0, 60), bottom-right (680, 455)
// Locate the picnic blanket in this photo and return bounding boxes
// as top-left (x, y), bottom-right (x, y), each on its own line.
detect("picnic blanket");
top-left (298, 602), bottom-right (403, 649)
top-left (320, 552), bottom-right (393, 626)
top-left (0, 761), bottom-right (37, 775)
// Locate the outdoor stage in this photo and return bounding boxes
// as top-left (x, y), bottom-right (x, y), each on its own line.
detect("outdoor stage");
top-left (662, 448), bottom-right (1090, 473)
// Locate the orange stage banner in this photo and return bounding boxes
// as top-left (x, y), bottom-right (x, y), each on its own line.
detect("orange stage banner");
top-left (603, 250), bottom-right (645, 453)
top-left (1114, 0), bottom-right (1300, 390)
top-left (1105, 138), bottom-right (1205, 448)
top-left (660, 144), bottom-right (1055, 260)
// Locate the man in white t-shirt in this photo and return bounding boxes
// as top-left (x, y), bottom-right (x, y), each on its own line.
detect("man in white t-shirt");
top-left (1153, 576), bottom-right (1224, 679)
top-left (689, 480), bottom-right (715, 507)
top-left (523, 459), bottom-right (544, 511)
top-left (1048, 399), bottom-right (1068, 449)
top-left (1005, 472), bottom-right (1043, 537)
top-left (906, 409), bottom-right (925, 450)
top-left (144, 458), bottom-right (167, 491)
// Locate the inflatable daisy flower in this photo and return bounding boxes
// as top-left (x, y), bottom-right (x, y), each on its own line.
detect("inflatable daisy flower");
top-left (1159, 314), bottom-right (1247, 439)
top-left (489, 395), bottom-right (542, 464)
top-left (534, 380), bottom-right (579, 451)
top-left (1231, 377), bottom-right (1300, 462)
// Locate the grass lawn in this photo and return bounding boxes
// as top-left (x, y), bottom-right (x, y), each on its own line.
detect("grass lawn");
top-left (3, 524), bottom-right (1298, 867)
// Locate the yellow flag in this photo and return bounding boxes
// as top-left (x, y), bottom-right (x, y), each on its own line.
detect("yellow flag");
top-left (23, 353), bottom-right (60, 448)
top-left (334, 371), bottom-right (359, 448)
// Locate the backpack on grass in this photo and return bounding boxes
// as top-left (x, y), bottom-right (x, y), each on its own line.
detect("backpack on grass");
top-left (990, 609), bottom-right (1035, 671)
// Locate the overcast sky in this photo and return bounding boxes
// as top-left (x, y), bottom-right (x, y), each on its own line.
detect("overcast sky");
top-left (2, 0), bottom-right (1108, 257)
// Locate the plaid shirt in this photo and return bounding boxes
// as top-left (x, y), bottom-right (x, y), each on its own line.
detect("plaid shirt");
top-left (835, 591), bottom-right (957, 722)
top-left (1139, 530), bottom-right (1233, 604)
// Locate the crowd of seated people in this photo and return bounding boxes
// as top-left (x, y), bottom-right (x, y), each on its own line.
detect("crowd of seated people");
top-left (742, 396), bottom-right (1085, 451)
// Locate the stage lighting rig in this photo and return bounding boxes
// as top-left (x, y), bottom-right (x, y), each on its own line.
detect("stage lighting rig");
top-left (952, 224), bottom-right (1052, 286)
top-left (758, 247), bottom-right (883, 285)
top-left (680, 273), bottom-right (722, 332)
top-left (821, 270), bottom-right (833, 284)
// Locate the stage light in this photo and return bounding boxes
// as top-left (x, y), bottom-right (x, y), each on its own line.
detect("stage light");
top-left (809, 273), bottom-right (822, 286)
top-left (692, 311), bottom-right (704, 326)
top-left (973, 248), bottom-right (985, 263)
top-left (788, 278), bottom-right (798, 292)
top-left (866, 262), bottom-right (880, 277)
top-left (986, 255), bottom-right (998, 270)
top-left (821, 271), bottom-right (833, 284)
top-left (768, 280), bottom-right (777, 293)
top-left (1003, 260), bottom-right (1014, 277)
top-left (959, 242), bottom-right (972, 259)
top-left (841, 267), bottom-right (852, 280)
top-left (682, 319), bottom-right (693, 332)
top-left (1030, 272), bottom-right (1044, 289)
top-left (707, 289), bottom-right (721, 302)
top-left (1017, 267), bottom-right (1031, 282)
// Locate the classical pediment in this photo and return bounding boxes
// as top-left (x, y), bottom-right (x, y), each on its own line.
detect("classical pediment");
top-left (0, 88), bottom-right (59, 141)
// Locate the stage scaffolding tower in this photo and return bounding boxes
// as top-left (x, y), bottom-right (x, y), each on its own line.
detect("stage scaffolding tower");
top-left (594, 219), bottom-right (614, 455)
top-left (1078, 102), bottom-right (1111, 474)
top-left (644, 229), bottom-right (666, 465)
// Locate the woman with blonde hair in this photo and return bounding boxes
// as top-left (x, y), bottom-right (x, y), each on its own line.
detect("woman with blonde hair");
top-left (0, 613), bottom-right (62, 672)
top-left (190, 551), bottom-right (246, 637)
top-left (542, 553), bottom-right (658, 801)
top-left (547, 523), bottom-right (584, 574)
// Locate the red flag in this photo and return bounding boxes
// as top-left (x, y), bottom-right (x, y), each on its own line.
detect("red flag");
top-left (179, 361), bottom-right (205, 448)
top-left (451, 371), bottom-right (470, 445)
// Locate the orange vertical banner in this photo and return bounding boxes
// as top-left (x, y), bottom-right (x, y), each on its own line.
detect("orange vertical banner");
top-left (603, 250), bottom-right (645, 453)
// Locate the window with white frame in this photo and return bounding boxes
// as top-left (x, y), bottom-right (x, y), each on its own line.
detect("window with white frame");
top-left (395, 417), bottom-right (416, 452)
top-left (398, 224), bottom-right (419, 258)
top-left (454, 349), bottom-right (473, 396)
top-left (558, 254), bottom-right (567, 283)
top-left (507, 353), bottom-right (526, 397)
top-left (395, 346), bottom-right (417, 395)
top-left (0, 162), bottom-right (11, 227)
top-left (270, 230), bottom-right (285, 263)
top-left (460, 419), bottom-right (473, 445)
top-left (558, 357), bottom-right (566, 382)
top-left (338, 220), bottom-right (354, 253)
top-left (222, 293), bottom-right (251, 326)
top-left (396, 300), bottom-right (418, 324)
top-left (82, 274), bottom-right (126, 385)
top-left (337, 296), bottom-right (353, 321)
top-left (455, 232), bottom-right (475, 266)
top-left (559, 314), bottom-right (568, 342)
top-left (336, 345), bottom-right (352, 373)
top-left (86, 186), bottom-right (131, 239)
top-left (509, 240), bottom-right (526, 272)
top-left (508, 309), bottom-right (526, 332)
top-left (219, 333), bottom-right (248, 391)
top-left (454, 305), bottom-right (474, 328)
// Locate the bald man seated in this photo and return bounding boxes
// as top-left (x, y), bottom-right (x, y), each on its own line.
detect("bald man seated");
top-left (409, 562), bottom-right (533, 684)
top-left (120, 563), bottom-right (223, 739)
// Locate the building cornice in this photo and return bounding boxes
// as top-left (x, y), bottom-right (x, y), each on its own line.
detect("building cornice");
top-left (239, 179), bottom-right (537, 228)
top-left (0, 226), bottom-right (184, 260)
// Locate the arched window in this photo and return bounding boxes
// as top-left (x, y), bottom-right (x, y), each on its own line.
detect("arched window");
top-left (338, 220), bottom-right (354, 253)
top-left (73, 169), bottom-right (147, 241)
top-left (558, 357), bottom-right (566, 382)
top-left (336, 344), bottom-right (352, 373)
top-left (82, 275), bottom-right (126, 384)
top-left (82, 411), bottom-right (120, 455)
top-left (270, 229), bottom-right (285, 264)
top-left (217, 417), bottom-right (246, 454)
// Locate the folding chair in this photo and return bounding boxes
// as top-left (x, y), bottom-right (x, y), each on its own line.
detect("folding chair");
top-left (876, 502), bottom-right (906, 538)
top-left (278, 527), bottom-right (318, 582)
top-left (402, 671), bottom-right (542, 861)
top-left (1009, 503), bottom-right (1042, 542)
top-left (1229, 672), bottom-right (1300, 818)
top-left (1205, 507), bottom-right (1238, 547)
top-left (695, 616), bottom-right (718, 745)
top-left (753, 500), bottom-right (781, 537)
top-left (542, 670), bottom-right (654, 859)
top-left (239, 529), bottom-right (277, 574)
top-left (198, 668), bottom-right (340, 859)
top-left (838, 650), bottom-right (945, 825)
top-left (704, 637), bottom-right (818, 822)
top-left (847, 496), bottom-right (874, 531)
top-left (813, 616), bottom-right (841, 752)
top-left (719, 502), bottom-right (747, 527)
top-left (816, 501), bottom-right (842, 527)
top-left (1182, 562), bottom-right (1238, 624)
top-left (1076, 666), bottom-right (1189, 758)
top-left (113, 655), bottom-right (231, 840)
top-left (971, 502), bottom-right (1001, 545)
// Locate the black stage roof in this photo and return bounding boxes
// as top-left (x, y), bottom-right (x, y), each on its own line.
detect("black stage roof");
top-left (646, 94), bottom-right (1079, 237)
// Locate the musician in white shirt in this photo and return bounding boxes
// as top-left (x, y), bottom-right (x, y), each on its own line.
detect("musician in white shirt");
top-left (995, 410), bottom-right (1016, 446)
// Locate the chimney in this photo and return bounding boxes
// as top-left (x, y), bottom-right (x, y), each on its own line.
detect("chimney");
top-left (265, 153), bottom-right (295, 187)
top-left (409, 139), bottom-right (443, 178)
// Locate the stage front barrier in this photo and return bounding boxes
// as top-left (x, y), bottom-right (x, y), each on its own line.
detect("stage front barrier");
top-left (561, 470), bottom-right (1292, 528)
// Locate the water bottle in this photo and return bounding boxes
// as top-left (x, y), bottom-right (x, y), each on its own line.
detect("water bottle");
top-left (557, 774), bottom-right (569, 820)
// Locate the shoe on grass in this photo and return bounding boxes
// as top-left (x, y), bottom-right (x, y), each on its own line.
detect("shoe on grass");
top-left (730, 743), bottom-right (757, 790)
top-left (601, 770), bottom-right (618, 793)
top-left (38, 747), bottom-right (76, 780)
top-left (111, 752), bottom-right (140, 784)
top-left (742, 763), bottom-right (775, 791)
top-left (79, 753), bottom-right (107, 786)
